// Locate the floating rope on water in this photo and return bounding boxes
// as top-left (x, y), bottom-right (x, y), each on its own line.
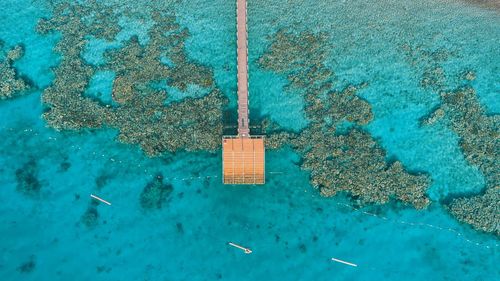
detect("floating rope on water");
top-left (2, 126), bottom-right (496, 250)
top-left (228, 242), bottom-right (252, 254)
top-left (335, 202), bottom-right (498, 249)
top-left (90, 194), bottom-right (112, 206)
top-left (331, 257), bottom-right (358, 267)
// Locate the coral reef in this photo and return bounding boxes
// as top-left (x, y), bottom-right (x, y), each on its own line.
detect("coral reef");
top-left (38, 1), bottom-right (226, 156)
top-left (260, 30), bottom-right (430, 208)
top-left (448, 187), bottom-right (499, 235)
top-left (296, 127), bottom-right (430, 208)
top-left (406, 36), bottom-right (499, 234)
top-left (423, 87), bottom-right (499, 187)
top-left (140, 174), bottom-right (173, 210)
top-left (15, 159), bottom-right (42, 197)
top-left (400, 43), bottom-right (456, 92)
top-left (264, 131), bottom-right (294, 149)
top-left (0, 42), bottom-right (30, 100)
top-left (422, 86), bottom-right (499, 234)
top-left (103, 12), bottom-right (212, 103)
top-left (37, 2), bottom-right (117, 130)
top-left (111, 89), bottom-right (225, 156)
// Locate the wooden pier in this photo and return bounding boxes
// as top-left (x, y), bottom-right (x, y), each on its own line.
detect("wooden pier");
top-left (236, 0), bottom-right (250, 137)
top-left (222, 0), bottom-right (265, 185)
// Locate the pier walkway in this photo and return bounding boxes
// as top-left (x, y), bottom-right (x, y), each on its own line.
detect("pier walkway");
top-left (222, 0), bottom-right (265, 185)
top-left (236, 0), bottom-right (250, 137)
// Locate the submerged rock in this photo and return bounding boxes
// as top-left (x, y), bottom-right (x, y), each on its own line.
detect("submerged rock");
top-left (140, 175), bottom-right (173, 210)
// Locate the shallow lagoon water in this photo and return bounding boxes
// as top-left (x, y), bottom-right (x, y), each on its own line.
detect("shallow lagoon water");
top-left (0, 0), bottom-right (499, 280)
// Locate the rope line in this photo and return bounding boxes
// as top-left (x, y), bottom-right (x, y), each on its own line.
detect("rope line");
top-left (2, 126), bottom-right (497, 250)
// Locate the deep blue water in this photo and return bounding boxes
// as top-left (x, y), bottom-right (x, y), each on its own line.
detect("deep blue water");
top-left (1, 0), bottom-right (499, 280)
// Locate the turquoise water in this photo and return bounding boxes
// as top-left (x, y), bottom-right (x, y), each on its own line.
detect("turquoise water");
top-left (1, 0), bottom-right (499, 280)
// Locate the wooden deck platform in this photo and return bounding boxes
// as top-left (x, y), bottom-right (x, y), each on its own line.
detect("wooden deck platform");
top-left (222, 136), bottom-right (265, 184)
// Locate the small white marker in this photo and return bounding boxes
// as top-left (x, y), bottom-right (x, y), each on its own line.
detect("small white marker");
top-left (228, 242), bottom-right (252, 254)
top-left (90, 194), bottom-right (112, 206)
top-left (331, 257), bottom-right (357, 267)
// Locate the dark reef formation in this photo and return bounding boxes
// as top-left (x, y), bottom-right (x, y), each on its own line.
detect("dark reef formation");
top-left (81, 201), bottom-right (99, 228)
top-left (140, 175), bottom-right (173, 210)
top-left (17, 255), bottom-right (36, 273)
top-left (37, 1), bottom-right (226, 156)
top-left (15, 159), bottom-right (42, 197)
top-left (260, 30), bottom-right (430, 209)
top-left (0, 42), bottom-right (30, 100)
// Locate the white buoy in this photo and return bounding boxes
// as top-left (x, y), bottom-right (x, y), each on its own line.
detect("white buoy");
top-left (331, 257), bottom-right (357, 267)
top-left (228, 242), bottom-right (252, 254)
top-left (90, 194), bottom-right (112, 206)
